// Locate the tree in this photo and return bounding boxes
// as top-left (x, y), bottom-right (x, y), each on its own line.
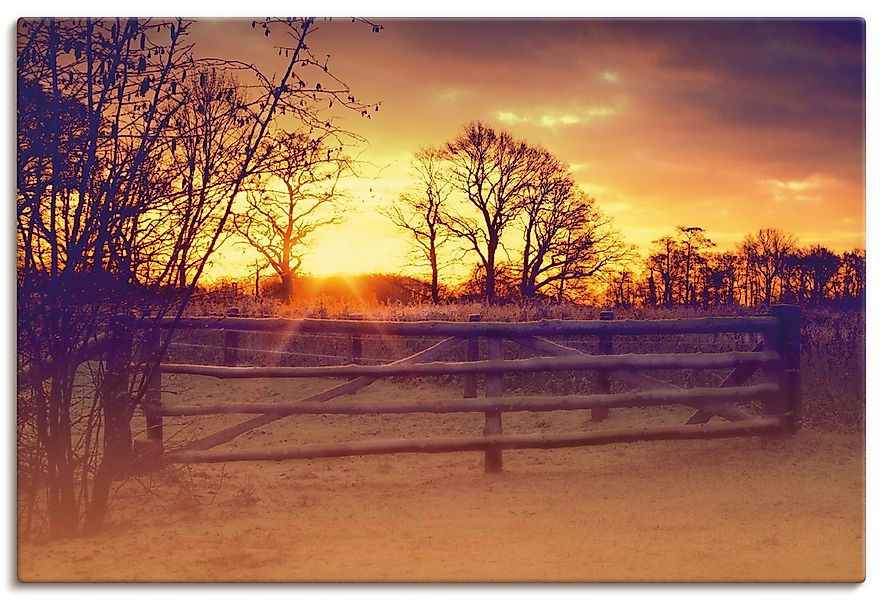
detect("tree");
top-left (739, 228), bottom-right (796, 305)
top-left (516, 150), bottom-right (632, 301)
top-left (18, 17), bottom-right (205, 538)
top-left (442, 122), bottom-right (543, 302)
top-left (456, 262), bottom-right (521, 302)
top-left (528, 197), bottom-right (633, 302)
top-left (646, 236), bottom-right (680, 306)
top-left (383, 147), bottom-right (451, 304)
top-left (706, 251), bottom-right (740, 306)
top-left (234, 129), bottom-right (351, 303)
top-left (17, 17), bottom-right (379, 538)
top-left (676, 226), bottom-right (715, 306)
top-left (517, 148), bottom-right (570, 298)
top-left (837, 249), bottom-right (865, 306)
top-left (606, 269), bottom-right (639, 308)
top-left (801, 245), bottom-right (841, 305)
top-left (159, 68), bottom-right (252, 289)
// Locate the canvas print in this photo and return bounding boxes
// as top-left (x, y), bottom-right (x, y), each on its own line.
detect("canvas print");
top-left (16, 17), bottom-right (865, 582)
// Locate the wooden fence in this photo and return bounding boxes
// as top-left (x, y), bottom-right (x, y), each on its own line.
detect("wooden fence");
top-left (107, 304), bottom-right (801, 474)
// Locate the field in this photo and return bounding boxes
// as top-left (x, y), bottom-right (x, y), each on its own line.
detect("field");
top-left (16, 305), bottom-right (866, 582)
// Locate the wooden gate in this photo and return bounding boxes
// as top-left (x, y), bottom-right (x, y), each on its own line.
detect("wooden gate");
top-left (122, 305), bottom-right (800, 473)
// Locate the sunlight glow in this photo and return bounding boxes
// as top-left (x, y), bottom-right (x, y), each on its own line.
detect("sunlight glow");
top-left (191, 19), bottom-right (862, 284)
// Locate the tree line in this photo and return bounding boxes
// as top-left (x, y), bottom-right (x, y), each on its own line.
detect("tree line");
top-left (385, 124), bottom-right (863, 310)
top-left (603, 227), bottom-right (865, 309)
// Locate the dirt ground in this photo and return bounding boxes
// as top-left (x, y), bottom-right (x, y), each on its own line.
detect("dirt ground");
top-left (17, 376), bottom-right (865, 583)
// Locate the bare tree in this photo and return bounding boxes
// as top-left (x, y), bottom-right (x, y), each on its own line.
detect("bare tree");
top-left (234, 129), bottom-right (352, 303)
top-left (646, 236), bottom-right (680, 306)
top-left (676, 226), bottom-right (715, 306)
top-left (17, 16), bottom-right (379, 537)
top-left (706, 251), bottom-right (740, 306)
top-left (800, 244), bottom-right (842, 305)
top-left (156, 69), bottom-right (253, 288)
top-left (837, 249), bottom-right (865, 305)
top-left (518, 157), bottom-right (633, 302)
top-left (442, 121), bottom-right (542, 303)
top-left (518, 149), bottom-right (572, 298)
top-left (17, 18), bottom-right (205, 538)
top-left (606, 269), bottom-right (639, 308)
top-left (383, 147), bottom-right (451, 304)
top-left (739, 228), bottom-right (796, 305)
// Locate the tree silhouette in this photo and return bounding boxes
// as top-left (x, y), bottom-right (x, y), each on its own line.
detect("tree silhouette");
top-left (234, 129), bottom-right (351, 303)
top-left (442, 122), bottom-right (543, 302)
top-left (383, 147), bottom-right (452, 304)
top-left (801, 245), bottom-right (842, 305)
top-left (17, 16), bottom-right (379, 537)
top-left (517, 150), bottom-right (632, 301)
top-left (154, 69), bottom-right (253, 289)
top-left (706, 251), bottom-right (740, 306)
top-left (836, 249), bottom-right (865, 306)
top-left (739, 228), bottom-right (796, 305)
top-left (646, 236), bottom-right (680, 306)
top-left (676, 226), bottom-right (715, 306)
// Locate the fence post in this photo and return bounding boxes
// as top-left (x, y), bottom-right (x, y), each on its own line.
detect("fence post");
top-left (349, 313), bottom-right (364, 365)
top-left (592, 311), bottom-right (615, 422)
top-left (484, 336), bottom-right (504, 473)
top-left (103, 319), bottom-right (135, 480)
top-left (223, 307), bottom-right (240, 367)
top-left (463, 314), bottom-right (480, 398)
top-left (135, 324), bottom-right (165, 468)
top-left (769, 304), bottom-right (801, 433)
top-left (349, 314), bottom-right (364, 390)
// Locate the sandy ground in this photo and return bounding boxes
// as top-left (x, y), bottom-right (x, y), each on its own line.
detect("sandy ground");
top-left (17, 376), bottom-right (865, 583)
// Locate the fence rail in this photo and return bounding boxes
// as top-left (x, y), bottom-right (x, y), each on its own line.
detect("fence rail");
top-left (157, 383), bottom-right (778, 417)
top-left (143, 315), bottom-right (779, 336)
top-left (107, 305), bottom-right (801, 474)
top-left (165, 417), bottom-right (785, 465)
top-left (160, 351), bottom-right (779, 379)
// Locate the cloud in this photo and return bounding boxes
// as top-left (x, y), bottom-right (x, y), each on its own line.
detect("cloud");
top-left (540, 114), bottom-right (583, 127)
top-left (497, 111), bottom-right (526, 124)
top-left (437, 87), bottom-right (469, 103)
top-left (765, 179), bottom-right (816, 192)
top-left (496, 104), bottom-right (619, 128)
top-left (760, 174), bottom-right (835, 203)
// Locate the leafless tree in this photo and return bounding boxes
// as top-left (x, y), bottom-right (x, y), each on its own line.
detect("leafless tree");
top-left (517, 149), bottom-right (572, 298)
top-left (383, 147), bottom-right (452, 304)
top-left (677, 226), bottom-right (715, 306)
top-left (442, 122), bottom-right (543, 303)
top-left (836, 249), bottom-right (865, 305)
top-left (518, 151), bottom-right (632, 301)
top-left (17, 16), bottom-right (379, 537)
top-left (234, 129), bottom-right (352, 303)
top-left (606, 269), bottom-right (639, 308)
top-left (705, 251), bottom-right (740, 306)
top-left (795, 245), bottom-right (842, 305)
top-left (739, 228), bottom-right (796, 305)
top-left (646, 236), bottom-right (680, 306)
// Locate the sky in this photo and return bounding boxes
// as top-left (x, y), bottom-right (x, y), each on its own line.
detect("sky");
top-left (190, 18), bottom-right (866, 282)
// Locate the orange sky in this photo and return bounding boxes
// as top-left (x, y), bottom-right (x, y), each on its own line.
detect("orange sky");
top-left (191, 18), bottom-right (865, 282)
